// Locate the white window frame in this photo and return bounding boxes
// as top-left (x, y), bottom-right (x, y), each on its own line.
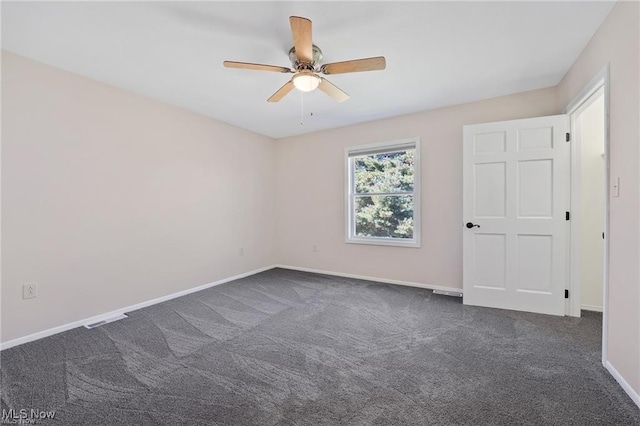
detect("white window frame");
top-left (345, 137), bottom-right (421, 248)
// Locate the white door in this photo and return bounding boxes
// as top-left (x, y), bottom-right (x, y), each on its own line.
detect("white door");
top-left (463, 115), bottom-right (570, 316)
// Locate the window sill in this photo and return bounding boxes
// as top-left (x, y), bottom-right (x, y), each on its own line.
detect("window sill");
top-left (345, 237), bottom-right (421, 248)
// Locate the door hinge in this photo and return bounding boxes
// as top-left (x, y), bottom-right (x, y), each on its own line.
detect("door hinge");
top-left (565, 289), bottom-right (569, 299)
top-left (566, 211), bottom-right (570, 221)
top-left (566, 132), bottom-right (570, 142)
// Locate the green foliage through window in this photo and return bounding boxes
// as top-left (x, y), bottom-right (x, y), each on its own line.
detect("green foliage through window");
top-left (352, 150), bottom-right (415, 239)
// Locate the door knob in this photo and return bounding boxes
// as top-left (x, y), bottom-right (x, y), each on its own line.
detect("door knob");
top-left (466, 222), bottom-right (480, 229)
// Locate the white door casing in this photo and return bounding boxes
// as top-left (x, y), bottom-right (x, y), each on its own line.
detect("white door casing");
top-left (463, 115), bottom-right (570, 316)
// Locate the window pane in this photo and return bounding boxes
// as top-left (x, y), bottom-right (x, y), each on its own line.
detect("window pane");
top-left (354, 150), bottom-right (414, 194)
top-left (354, 195), bottom-right (414, 239)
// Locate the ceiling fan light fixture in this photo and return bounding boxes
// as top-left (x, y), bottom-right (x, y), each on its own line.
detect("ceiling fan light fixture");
top-left (292, 71), bottom-right (320, 92)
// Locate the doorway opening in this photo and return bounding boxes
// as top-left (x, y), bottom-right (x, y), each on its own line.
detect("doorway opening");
top-left (575, 88), bottom-right (605, 314)
top-left (565, 68), bottom-right (609, 364)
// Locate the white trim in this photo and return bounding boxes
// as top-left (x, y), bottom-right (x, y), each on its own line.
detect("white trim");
top-left (564, 65), bottom-right (610, 367)
top-left (581, 304), bottom-right (603, 313)
top-left (345, 137), bottom-right (421, 248)
top-left (276, 264), bottom-right (462, 294)
top-left (605, 361), bottom-right (640, 410)
top-left (345, 236), bottom-right (421, 248)
top-left (563, 66), bottom-right (609, 115)
top-left (347, 141), bottom-right (417, 157)
top-left (0, 265), bottom-right (276, 351)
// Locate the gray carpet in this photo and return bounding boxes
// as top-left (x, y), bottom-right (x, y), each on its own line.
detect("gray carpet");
top-left (1, 268), bottom-right (638, 425)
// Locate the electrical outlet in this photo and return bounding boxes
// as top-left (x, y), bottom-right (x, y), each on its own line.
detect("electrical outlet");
top-left (23, 283), bottom-right (38, 300)
top-left (239, 248), bottom-right (244, 256)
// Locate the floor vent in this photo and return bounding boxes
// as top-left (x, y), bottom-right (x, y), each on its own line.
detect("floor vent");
top-left (432, 289), bottom-right (463, 298)
top-left (84, 313), bottom-right (128, 329)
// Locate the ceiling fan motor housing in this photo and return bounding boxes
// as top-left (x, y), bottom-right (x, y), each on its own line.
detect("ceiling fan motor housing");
top-left (288, 45), bottom-right (323, 70)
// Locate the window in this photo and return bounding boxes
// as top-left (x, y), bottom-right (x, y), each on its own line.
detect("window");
top-left (345, 138), bottom-right (420, 247)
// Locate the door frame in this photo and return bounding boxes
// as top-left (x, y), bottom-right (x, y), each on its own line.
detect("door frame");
top-left (563, 65), bottom-right (610, 365)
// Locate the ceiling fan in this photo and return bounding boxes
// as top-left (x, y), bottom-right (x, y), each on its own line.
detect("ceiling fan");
top-left (223, 16), bottom-right (386, 103)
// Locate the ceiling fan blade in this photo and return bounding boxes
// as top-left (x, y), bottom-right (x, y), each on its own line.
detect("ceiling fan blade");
top-left (223, 61), bottom-right (292, 73)
top-left (290, 16), bottom-right (313, 63)
top-left (267, 80), bottom-right (295, 102)
top-left (318, 78), bottom-right (349, 103)
top-left (321, 57), bottom-right (386, 75)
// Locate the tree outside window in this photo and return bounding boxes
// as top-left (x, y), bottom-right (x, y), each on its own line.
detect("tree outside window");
top-left (346, 139), bottom-right (420, 247)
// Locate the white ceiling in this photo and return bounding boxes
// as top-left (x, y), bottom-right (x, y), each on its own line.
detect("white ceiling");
top-left (2, 1), bottom-right (615, 139)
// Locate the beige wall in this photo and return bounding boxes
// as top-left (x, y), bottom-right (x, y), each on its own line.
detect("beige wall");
top-left (1, 52), bottom-right (277, 342)
top-left (2, 1), bottom-right (638, 403)
top-left (579, 95), bottom-right (605, 311)
top-left (275, 87), bottom-right (559, 288)
top-left (556, 1), bottom-right (640, 396)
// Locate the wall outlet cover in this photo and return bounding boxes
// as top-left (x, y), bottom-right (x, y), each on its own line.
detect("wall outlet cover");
top-left (23, 283), bottom-right (38, 299)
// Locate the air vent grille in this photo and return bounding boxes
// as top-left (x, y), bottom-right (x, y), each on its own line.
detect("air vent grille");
top-left (84, 313), bottom-right (128, 329)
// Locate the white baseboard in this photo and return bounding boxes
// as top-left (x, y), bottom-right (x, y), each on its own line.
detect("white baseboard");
top-left (275, 264), bottom-right (462, 294)
top-left (0, 265), bottom-right (277, 351)
top-left (605, 361), bottom-right (640, 409)
top-left (581, 304), bottom-right (603, 312)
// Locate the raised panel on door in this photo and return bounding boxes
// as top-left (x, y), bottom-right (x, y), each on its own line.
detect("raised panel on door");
top-left (517, 126), bottom-right (554, 151)
top-left (474, 131), bottom-right (506, 154)
top-left (475, 162), bottom-right (506, 218)
top-left (518, 159), bottom-right (553, 218)
top-left (474, 234), bottom-right (506, 290)
top-left (516, 234), bottom-right (553, 294)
